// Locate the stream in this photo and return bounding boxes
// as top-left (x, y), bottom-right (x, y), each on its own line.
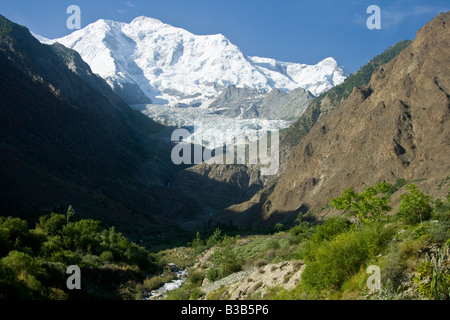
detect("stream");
top-left (143, 263), bottom-right (188, 300)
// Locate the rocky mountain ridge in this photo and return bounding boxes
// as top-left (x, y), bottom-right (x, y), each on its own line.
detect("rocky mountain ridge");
top-left (0, 14), bottom-right (201, 240)
top-left (218, 11), bottom-right (450, 227)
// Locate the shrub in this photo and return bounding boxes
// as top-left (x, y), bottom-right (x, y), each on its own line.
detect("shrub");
top-left (142, 273), bottom-right (175, 291)
top-left (206, 228), bottom-right (223, 247)
top-left (331, 183), bottom-right (392, 226)
top-left (302, 231), bottom-right (371, 290)
top-left (210, 236), bottom-right (242, 279)
top-left (38, 214), bottom-right (66, 236)
top-left (302, 224), bottom-right (394, 291)
top-left (100, 251), bottom-right (114, 263)
top-left (190, 287), bottom-right (203, 300)
top-left (166, 287), bottom-right (190, 300)
top-left (187, 270), bottom-right (204, 287)
top-left (310, 217), bottom-right (351, 243)
top-left (381, 252), bottom-right (408, 292)
top-left (206, 268), bottom-right (220, 282)
top-left (0, 227), bottom-right (11, 258)
top-left (398, 184), bottom-right (433, 225)
top-left (290, 221), bottom-right (314, 242)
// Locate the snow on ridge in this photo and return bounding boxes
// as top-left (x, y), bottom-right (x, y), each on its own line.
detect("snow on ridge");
top-left (36, 16), bottom-right (347, 106)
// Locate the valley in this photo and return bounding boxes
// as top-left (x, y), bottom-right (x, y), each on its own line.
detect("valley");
top-left (0, 7), bottom-right (449, 302)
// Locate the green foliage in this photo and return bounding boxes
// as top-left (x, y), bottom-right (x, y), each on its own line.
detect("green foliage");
top-left (0, 250), bottom-right (47, 299)
top-left (413, 261), bottom-right (433, 298)
top-left (411, 240), bottom-right (450, 300)
top-left (302, 224), bottom-right (394, 291)
top-left (66, 205), bottom-right (75, 223)
top-left (165, 287), bottom-right (190, 300)
top-left (0, 207), bottom-right (158, 300)
top-left (331, 183), bottom-right (392, 225)
top-left (206, 267), bottom-right (220, 282)
top-left (381, 249), bottom-right (408, 292)
top-left (210, 236), bottom-right (242, 280)
top-left (189, 232), bottom-right (205, 254)
top-left (290, 216), bottom-right (314, 242)
top-left (309, 217), bottom-right (351, 244)
top-left (389, 178), bottom-right (408, 195)
top-left (274, 223), bottom-right (284, 233)
top-left (142, 273), bottom-right (175, 292)
top-left (430, 240), bottom-right (450, 300)
top-left (99, 251), bottom-right (114, 263)
top-left (398, 184), bottom-right (433, 225)
top-left (207, 228), bottom-right (224, 247)
top-left (38, 213), bottom-right (67, 236)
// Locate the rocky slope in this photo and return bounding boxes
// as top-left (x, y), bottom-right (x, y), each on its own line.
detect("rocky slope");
top-left (218, 12), bottom-right (450, 226)
top-left (207, 86), bottom-right (314, 120)
top-left (200, 260), bottom-right (305, 300)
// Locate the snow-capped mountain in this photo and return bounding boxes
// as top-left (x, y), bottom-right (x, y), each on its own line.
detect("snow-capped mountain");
top-left (39, 16), bottom-right (347, 106)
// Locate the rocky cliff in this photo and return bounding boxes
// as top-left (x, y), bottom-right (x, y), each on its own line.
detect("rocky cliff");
top-left (219, 12), bottom-right (450, 226)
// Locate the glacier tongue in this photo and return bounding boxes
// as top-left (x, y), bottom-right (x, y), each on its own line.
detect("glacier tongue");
top-left (39, 16), bottom-right (347, 107)
top-left (134, 104), bottom-right (291, 149)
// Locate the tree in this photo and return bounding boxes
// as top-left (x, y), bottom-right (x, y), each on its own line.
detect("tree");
top-left (274, 223), bottom-right (284, 233)
top-left (398, 184), bottom-right (433, 224)
top-left (38, 213), bottom-right (66, 236)
top-left (207, 228), bottom-right (223, 247)
top-left (331, 182), bottom-right (392, 226)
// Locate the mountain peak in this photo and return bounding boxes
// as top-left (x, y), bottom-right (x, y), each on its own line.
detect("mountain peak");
top-left (41, 16), bottom-right (346, 106)
top-left (130, 16), bottom-right (164, 27)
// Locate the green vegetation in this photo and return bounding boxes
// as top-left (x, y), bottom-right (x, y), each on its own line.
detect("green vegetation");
top-left (0, 207), bottom-right (159, 299)
top-left (265, 183), bottom-right (449, 300)
top-left (164, 181), bottom-right (449, 301)
top-left (398, 184), bottom-right (433, 224)
top-left (330, 182), bottom-right (392, 226)
top-left (1, 180), bottom-right (448, 300)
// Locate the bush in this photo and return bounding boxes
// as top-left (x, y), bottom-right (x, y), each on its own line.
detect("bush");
top-left (302, 231), bottom-right (371, 290)
top-left (310, 217), bottom-right (351, 243)
top-left (290, 220), bottom-right (314, 242)
top-left (206, 228), bottom-right (223, 247)
top-left (142, 273), bottom-right (175, 291)
top-left (0, 227), bottom-right (11, 258)
top-left (166, 287), bottom-right (190, 300)
top-left (38, 214), bottom-right (66, 236)
top-left (1, 250), bottom-right (43, 277)
top-left (398, 184), bottom-right (433, 225)
top-left (382, 252), bottom-right (408, 292)
top-left (206, 268), bottom-right (220, 282)
top-left (331, 183), bottom-right (392, 226)
top-left (100, 251), bottom-right (114, 263)
top-left (0, 250), bottom-right (46, 298)
top-left (187, 270), bottom-right (204, 287)
top-left (190, 287), bottom-right (203, 300)
top-left (302, 224), bottom-right (394, 291)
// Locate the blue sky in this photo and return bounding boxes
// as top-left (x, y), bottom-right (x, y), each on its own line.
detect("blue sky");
top-left (0, 0), bottom-right (448, 73)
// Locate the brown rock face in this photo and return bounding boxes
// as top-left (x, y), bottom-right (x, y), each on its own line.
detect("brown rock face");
top-left (222, 12), bottom-right (450, 226)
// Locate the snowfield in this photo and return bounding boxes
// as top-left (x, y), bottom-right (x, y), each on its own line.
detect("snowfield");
top-left (38, 16), bottom-right (346, 107)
